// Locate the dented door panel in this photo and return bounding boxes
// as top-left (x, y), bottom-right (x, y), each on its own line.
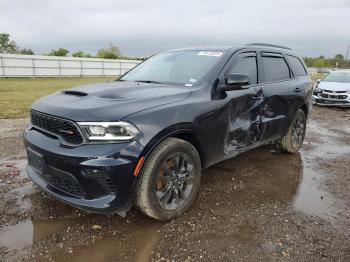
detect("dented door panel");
top-left (215, 50), bottom-right (266, 157)
top-left (260, 79), bottom-right (303, 141)
top-left (222, 86), bottom-right (264, 155)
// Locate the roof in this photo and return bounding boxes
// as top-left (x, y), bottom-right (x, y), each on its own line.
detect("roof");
top-left (168, 43), bottom-right (293, 53)
top-left (246, 43), bottom-right (292, 50)
top-left (169, 45), bottom-right (237, 52)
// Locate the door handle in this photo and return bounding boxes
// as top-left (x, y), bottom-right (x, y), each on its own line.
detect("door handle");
top-left (294, 87), bottom-right (302, 92)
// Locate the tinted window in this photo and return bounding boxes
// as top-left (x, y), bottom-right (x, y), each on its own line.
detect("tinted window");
top-left (229, 56), bottom-right (257, 84)
top-left (262, 56), bottom-right (290, 82)
top-left (286, 55), bottom-right (307, 76)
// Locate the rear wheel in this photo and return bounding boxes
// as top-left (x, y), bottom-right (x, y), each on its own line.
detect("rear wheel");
top-left (277, 109), bottom-right (306, 153)
top-left (135, 138), bottom-right (201, 221)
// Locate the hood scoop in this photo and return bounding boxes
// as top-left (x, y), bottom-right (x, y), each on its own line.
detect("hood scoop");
top-left (63, 90), bottom-right (88, 97)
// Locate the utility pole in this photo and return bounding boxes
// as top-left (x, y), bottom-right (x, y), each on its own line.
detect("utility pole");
top-left (346, 44), bottom-right (350, 62)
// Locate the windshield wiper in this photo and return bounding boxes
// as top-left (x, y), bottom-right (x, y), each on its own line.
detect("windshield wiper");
top-left (134, 80), bottom-right (162, 84)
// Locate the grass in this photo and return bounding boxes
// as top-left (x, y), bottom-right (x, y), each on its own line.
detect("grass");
top-left (0, 77), bottom-right (115, 118)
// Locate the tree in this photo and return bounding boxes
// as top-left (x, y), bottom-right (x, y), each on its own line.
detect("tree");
top-left (313, 58), bottom-right (330, 68)
top-left (303, 54), bottom-right (350, 69)
top-left (0, 33), bottom-right (19, 53)
top-left (334, 54), bottom-right (344, 60)
top-left (96, 43), bottom-right (121, 59)
top-left (47, 48), bottom-right (69, 57)
top-left (19, 48), bottom-right (34, 55)
top-left (72, 51), bottom-right (92, 58)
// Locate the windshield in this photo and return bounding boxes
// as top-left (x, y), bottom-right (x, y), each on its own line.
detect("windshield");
top-left (323, 73), bottom-right (350, 83)
top-left (121, 50), bottom-right (224, 86)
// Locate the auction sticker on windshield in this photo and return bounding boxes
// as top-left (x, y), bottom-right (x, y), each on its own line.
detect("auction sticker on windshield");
top-left (198, 51), bottom-right (223, 57)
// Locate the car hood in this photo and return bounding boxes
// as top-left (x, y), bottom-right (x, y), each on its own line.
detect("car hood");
top-left (318, 81), bottom-right (350, 92)
top-left (32, 81), bottom-right (192, 121)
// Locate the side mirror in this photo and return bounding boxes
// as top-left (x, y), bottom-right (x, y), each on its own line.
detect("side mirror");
top-left (223, 73), bottom-right (250, 91)
top-left (316, 79), bottom-right (322, 83)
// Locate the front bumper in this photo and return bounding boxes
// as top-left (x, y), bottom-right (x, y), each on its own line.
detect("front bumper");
top-left (312, 90), bottom-right (350, 107)
top-left (24, 125), bottom-right (144, 214)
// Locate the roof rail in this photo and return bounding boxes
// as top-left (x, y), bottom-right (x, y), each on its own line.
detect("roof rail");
top-left (246, 43), bottom-right (292, 50)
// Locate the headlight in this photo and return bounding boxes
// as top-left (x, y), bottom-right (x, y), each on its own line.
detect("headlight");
top-left (78, 122), bottom-right (139, 141)
top-left (314, 86), bottom-right (322, 94)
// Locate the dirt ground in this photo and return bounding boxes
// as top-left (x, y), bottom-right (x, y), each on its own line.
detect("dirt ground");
top-left (0, 106), bottom-right (349, 262)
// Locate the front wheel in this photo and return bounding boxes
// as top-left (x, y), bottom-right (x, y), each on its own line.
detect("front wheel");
top-left (135, 138), bottom-right (201, 221)
top-left (277, 109), bottom-right (306, 153)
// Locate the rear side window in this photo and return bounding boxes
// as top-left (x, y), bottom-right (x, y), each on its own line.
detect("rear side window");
top-left (286, 55), bottom-right (307, 76)
top-left (262, 56), bottom-right (290, 82)
top-left (229, 56), bottom-right (258, 84)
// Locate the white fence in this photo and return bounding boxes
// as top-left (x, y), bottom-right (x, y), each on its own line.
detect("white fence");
top-left (308, 67), bottom-right (350, 74)
top-left (0, 53), bottom-right (141, 77)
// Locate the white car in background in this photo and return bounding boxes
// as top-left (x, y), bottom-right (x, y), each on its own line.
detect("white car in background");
top-left (313, 71), bottom-right (350, 107)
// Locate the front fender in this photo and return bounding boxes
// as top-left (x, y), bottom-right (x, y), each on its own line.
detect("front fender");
top-left (140, 124), bottom-right (206, 162)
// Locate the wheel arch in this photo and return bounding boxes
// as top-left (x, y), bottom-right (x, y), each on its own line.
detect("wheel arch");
top-left (140, 126), bottom-right (207, 169)
top-left (171, 132), bottom-right (206, 168)
top-left (300, 103), bottom-right (309, 117)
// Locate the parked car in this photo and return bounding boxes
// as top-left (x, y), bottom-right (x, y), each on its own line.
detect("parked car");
top-left (313, 71), bottom-right (350, 107)
top-left (316, 68), bottom-right (330, 74)
top-left (24, 43), bottom-right (313, 221)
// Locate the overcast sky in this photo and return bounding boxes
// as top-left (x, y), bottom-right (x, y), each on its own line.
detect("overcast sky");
top-left (1, 0), bottom-right (349, 57)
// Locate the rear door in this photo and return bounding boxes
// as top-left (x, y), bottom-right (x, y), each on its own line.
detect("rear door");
top-left (259, 52), bottom-right (299, 141)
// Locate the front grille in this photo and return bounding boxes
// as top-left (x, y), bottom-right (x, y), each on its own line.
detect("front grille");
top-left (319, 93), bottom-right (348, 100)
top-left (31, 110), bottom-right (84, 145)
top-left (51, 174), bottom-right (85, 196)
top-left (317, 99), bottom-right (350, 104)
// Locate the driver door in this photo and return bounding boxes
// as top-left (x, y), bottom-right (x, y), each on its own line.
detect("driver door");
top-left (217, 51), bottom-right (264, 157)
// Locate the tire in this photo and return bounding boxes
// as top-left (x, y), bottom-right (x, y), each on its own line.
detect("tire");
top-left (277, 109), bottom-right (306, 153)
top-left (135, 138), bottom-right (201, 221)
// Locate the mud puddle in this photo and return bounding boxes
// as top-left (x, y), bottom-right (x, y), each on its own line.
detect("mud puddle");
top-left (0, 219), bottom-right (68, 250)
top-left (293, 164), bottom-right (339, 220)
top-left (203, 146), bottom-right (343, 222)
top-left (55, 222), bottom-right (160, 262)
top-left (0, 217), bottom-right (160, 262)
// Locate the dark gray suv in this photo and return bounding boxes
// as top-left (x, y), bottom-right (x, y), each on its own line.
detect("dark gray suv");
top-left (24, 43), bottom-right (312, 221)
